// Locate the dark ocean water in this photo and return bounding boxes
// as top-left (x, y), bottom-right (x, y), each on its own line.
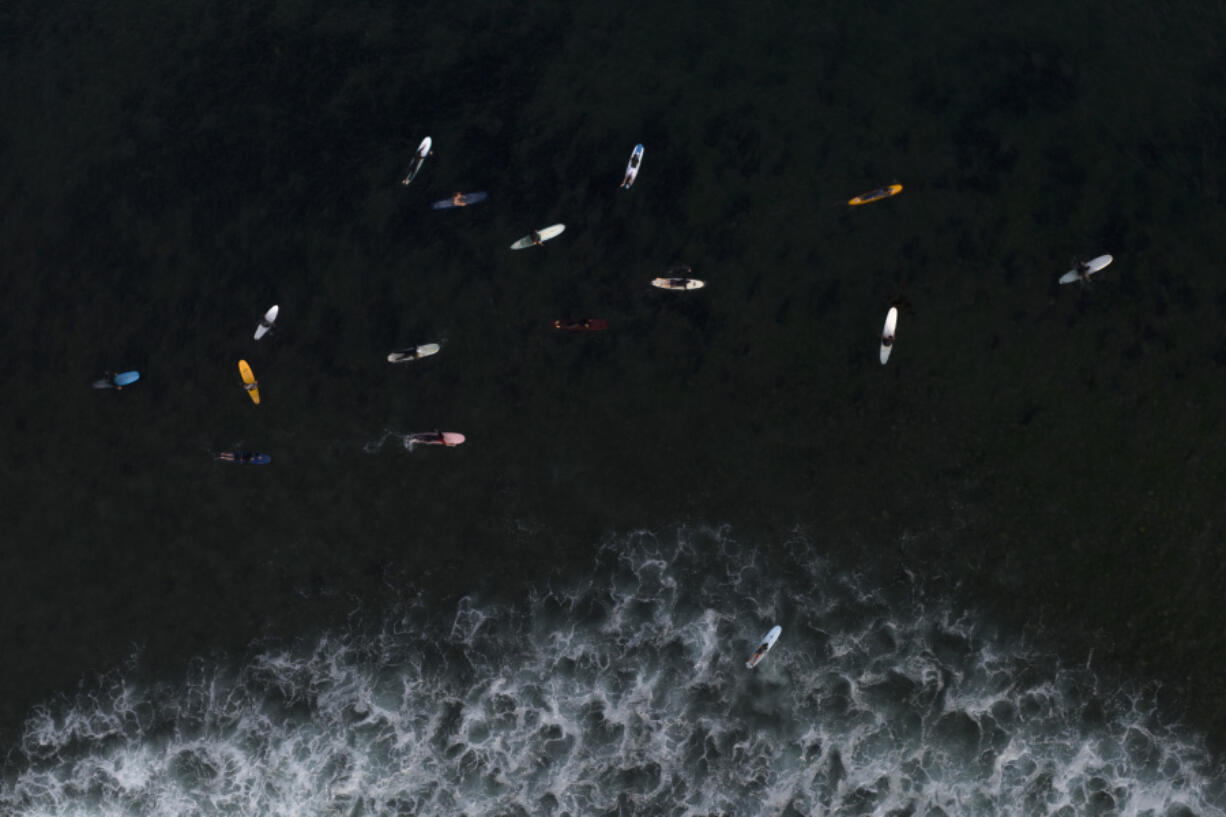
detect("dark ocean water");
top-left (4, 0), bottom-right (1226, 809)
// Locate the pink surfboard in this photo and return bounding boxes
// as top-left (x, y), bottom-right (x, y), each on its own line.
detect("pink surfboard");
top-left (408, 431), bottom-right (465, 447)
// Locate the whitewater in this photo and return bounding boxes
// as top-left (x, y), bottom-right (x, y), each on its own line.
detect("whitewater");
top-left (2, 528), bottom-right (1222, 816)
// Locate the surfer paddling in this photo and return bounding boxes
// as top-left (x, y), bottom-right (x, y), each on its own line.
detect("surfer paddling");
top-left (254, 305), bottom-right (278, 340)
top-left (511, 225), bottom-right (565, 250)
top-left (553, 318), bottom-right (609, 331)
top-left (746, 625), bottom-right (782, 669)
top-left (93, 371), bottom-right (140, 390)
top-left (401, 137), bottom-right (433, 186)
top-left (1059, 254), bottom-right (1113, 286)
top-left (409, 429), bottom-right (465, 447)
top-left (880, 307), bottom-right (899, 365)
top-left (621, 144), bottom-right (644, 189)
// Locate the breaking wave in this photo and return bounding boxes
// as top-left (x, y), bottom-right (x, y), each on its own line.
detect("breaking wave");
top-left (3, 528), bottom-right (1223, 816)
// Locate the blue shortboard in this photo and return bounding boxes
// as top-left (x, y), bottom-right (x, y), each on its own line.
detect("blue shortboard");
top-left (216, 451), bottom-right (271, 465)
top-left (93, 370), bottom-right (140, 389)
top-left (431, 191), bottom-right (488, 210)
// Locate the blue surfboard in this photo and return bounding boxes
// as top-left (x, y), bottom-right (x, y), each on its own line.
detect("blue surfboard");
top-left (431, 191), bottom-right (488, 210)
top-left (217, 451), bottom-right (271, 465)
top-left (113, 371), bottom-right (140, 386)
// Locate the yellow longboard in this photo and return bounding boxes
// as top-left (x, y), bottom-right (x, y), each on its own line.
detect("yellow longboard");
top-left (238, 359), bottom-right (260, 405)
top-left (848, 183), bottom-right (903, 206)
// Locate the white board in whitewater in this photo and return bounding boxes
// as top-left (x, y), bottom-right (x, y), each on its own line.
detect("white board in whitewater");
top-left (746, 625), bottom-right (781, 669)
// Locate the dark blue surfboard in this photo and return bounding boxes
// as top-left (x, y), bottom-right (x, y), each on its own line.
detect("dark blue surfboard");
top-left (431, 191), bottom-right (488, 210)
top-left (217, 451), bottom-right (271, 465)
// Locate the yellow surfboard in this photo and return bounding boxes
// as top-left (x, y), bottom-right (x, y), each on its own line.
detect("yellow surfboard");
top-left (848, 183), bottom-right (903, 206)
top-left (238, 359), bottom-right (260, 405)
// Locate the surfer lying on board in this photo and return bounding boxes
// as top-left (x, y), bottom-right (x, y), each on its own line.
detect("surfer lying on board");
top-left (881, 334), bottom-right (895, 348)
top-left (417, 429), bottom-right (458, 447)
top-left (621, 154), bottom-right (641, 187)
top-left (243, 380), bottom-right (258, 393)
top-left (748, 642), bottom-right (770, 665)
top-left (530, 230), bottom-right (543, 246)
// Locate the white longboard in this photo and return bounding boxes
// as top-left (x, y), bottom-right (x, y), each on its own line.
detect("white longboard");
top-left (880, 306), bottom-right (898, 365)
top-left (254, 304), bottom-right (279, 340)
top-left (401, 136), bottom-right (432, 185)
top-left (651, 277), bottom-right (706, 291)
top-left (621, 143), bottom-right (644, 189)
top-left (510, 223), bottom-right (565, 250)
top-left (1059, 254), bottom-right (1113, 285)
top-left (746, 625), bottom-right (781, 669)
top-left (387, 343), bottom-right (440, 363)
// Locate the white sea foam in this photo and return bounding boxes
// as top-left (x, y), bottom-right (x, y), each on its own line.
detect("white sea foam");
top-left (3, 527), bottom-right (1223, 816)
top-left (362, 430), bottom-right (434, 453)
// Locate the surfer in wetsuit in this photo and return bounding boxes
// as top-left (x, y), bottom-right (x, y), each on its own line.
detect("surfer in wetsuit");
top-left (621, 157), bottom-right (639, 187)
top-left (530, 230), bottom-right (543, 246)
top-left (882, 334), bottom-right (895, 348)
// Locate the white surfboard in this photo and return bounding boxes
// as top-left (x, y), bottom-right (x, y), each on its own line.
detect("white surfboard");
top-left (254, 304), bottom-right (279, 340)
top-left (510, 223), bottom-right (565, 250)
top-left (401, 136), bottom-right (432, 185)
top-left (387, 343), bottom-right (440, 363)
top-left (746, 625), bottom-right (781, 669)
top-left (621, 143), bottom-right (644, 189)
top-left (651, 277), bottom-right (706, 291)
top-left (880, 306), bottom-right (898, 365)
top-left (1059, 253), bottom-right (1113, 285)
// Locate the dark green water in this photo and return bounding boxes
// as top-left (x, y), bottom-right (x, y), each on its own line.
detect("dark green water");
top-left (4, 0), bottom-right (1226, 751)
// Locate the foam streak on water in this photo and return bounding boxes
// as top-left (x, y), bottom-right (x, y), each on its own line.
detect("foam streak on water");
top-left (3, 528), bottom-right (1223, 816)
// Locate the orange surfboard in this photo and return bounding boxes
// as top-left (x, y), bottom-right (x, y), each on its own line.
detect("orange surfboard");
top-left (238, 359), bottom-right (260, 405)
top-left (848, 183), bottom-right (902, 206)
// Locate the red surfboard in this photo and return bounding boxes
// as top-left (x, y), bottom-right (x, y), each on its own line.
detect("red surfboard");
top-left (552, 318), bottom-right (609, 331)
